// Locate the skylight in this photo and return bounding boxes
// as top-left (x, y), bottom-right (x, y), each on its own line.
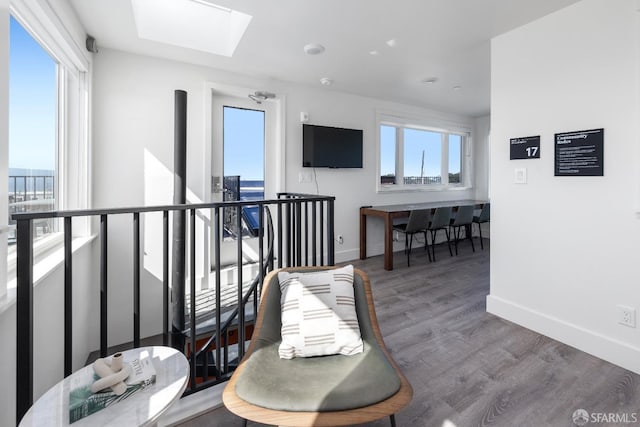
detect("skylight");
top-left (131, 0), bottom-right (252, 57)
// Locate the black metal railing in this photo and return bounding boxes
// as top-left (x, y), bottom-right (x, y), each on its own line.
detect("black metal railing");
top-left (13, 192), bottom-right (335, 424)
top-left (8, 175), bottom-right (56, 243)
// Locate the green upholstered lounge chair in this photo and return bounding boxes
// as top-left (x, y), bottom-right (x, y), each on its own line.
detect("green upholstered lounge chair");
top-left (222, 267), bottom-right (413, 427)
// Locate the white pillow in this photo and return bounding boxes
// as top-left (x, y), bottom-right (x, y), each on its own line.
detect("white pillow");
top-left (278, 265), bottom-right (364, 359)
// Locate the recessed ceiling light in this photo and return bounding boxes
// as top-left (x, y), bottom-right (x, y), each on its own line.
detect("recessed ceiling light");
top-left (131, 0), bottom-right (252, 57)
top-left (453, 85), bottom-right (462, 91)
top-left (304, 43), bottom-right (325, 55)
top-left (369, 50), bottom-right (379, 56)
top-left (386, 39), bottom-right (397, 47)
top-left (421, 77), bottom-right (438, 85)
top-left (320, 77), bottom-right (333, 86)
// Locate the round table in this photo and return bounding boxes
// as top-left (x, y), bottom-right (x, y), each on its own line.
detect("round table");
top-left (19, 346), bottom-right (190, 427)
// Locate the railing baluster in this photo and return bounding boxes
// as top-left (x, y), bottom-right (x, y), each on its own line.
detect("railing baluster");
top-left (304, 202), bottom-right (309, 266)
top-left (163, 211), bottom-right (169, 346)
top-left (327, 200), bottom-right (335, 265)
top-left (100, 214), bottom-right (108, 357)
top-left (311, 201), bottom-right (317, 265)
top-left (16, 218), bottom-right (34, 425)
top-left (133, 212), bottom-right (141, 348)
top-left (236, 205), bottom-right (245, 361)
top-left (214, 206), bottom-right (221, 380)
top-left (64, 217), bottom-right (73, 377)
top-left (277, 203), bottom-right (283, 268)
top-left (295, 201), bottom-right (302, 266)
top-left (189, 209), bottom-right (197, 388)
top-left (320, 202), bottom-right (325, 265)
top-left (258, 204), bottom-right (264, 297)
top-left (286, 201), bottom-right (292, 267)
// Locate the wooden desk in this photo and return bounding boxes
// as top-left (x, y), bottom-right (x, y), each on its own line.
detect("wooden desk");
top-left (360, 200), bottom-right (487, 271)
top-left (19, 346), bottom-right (189, 427)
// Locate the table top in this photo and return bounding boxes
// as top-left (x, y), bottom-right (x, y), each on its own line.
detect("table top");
top-left (19, 346), bottom-right (189, 427)
top-left (362, 199), bottom-right (487, 213)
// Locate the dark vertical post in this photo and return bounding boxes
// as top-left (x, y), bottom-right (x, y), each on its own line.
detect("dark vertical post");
top-left (258, 204), bottom-right (264, 298)
top-left (133, 212), bottom-right (140, 348)
top-left (304, 202), bottom-right (308, 266)
top-left (189, 209), bottom-right (197, 389)
top-left (286, 201), bottom-right (292, 267)
top-left (100, 214), bottom-right (108, 357)
top-left (327, 199), bottom-right (335, 265)
top-left (163, 211), bottom-right (169, 346)
top-left (311, 201), bottom-right (317, 265)
top-left (320, 203), bottom-right (324, 265)
top-left (214, 207), bottom-right (221, 378)
top-left (295, 201), bottom-right (302, 266)
top-left (64, 216), bottom-right (72, 377)
top-left (236, 205), bottom-right (245, 360)
top-left (172, 89), bottom-right (187, 350)
top-left (277, 203), bottom-right (283, 268)
top-left (16, 219), bottom-right (33, 424)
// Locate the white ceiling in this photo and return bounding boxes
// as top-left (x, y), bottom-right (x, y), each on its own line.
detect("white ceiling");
top-left (69, 0), bottom-right (581, 117)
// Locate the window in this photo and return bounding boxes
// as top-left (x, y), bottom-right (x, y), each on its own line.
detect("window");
top-left (378, 116), bottom-right (470, 191)
top-left (4, 4), bottom-right (91, 292)
top-left (8, 16), bottom-right (58, 244)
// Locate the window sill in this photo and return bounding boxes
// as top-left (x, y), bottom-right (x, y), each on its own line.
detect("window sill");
top-left (376, 184), bottom-right (472, 194)
top-left (1, 234), bottom-right (96, 316)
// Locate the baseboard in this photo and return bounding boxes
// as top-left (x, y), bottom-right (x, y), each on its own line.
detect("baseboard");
top-left (157, 382), bottom-right (225, 426)
top-left (487, 295), bottom-right (640, 374)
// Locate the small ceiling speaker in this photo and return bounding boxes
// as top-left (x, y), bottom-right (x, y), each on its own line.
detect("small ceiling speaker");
top-left (86, 36), bottom-right (98, 53)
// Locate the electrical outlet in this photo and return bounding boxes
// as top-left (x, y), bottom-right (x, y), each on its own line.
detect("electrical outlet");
top-left (337, 235), bottom-right (344, 245)
top-left (618, 305), bottom-right (636, 328)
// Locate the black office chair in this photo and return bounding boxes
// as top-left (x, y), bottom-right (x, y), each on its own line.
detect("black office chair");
top-left (426, 207), bottom-right (452, 262)
top-left (449, 205), bottom-right (475, 255)
top-left (473, 203), bottom-right (490, 250)
top-left (393, 209), bottom-right (431, 266)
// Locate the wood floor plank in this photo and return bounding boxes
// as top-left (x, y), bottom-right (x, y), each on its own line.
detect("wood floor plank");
top-left (177, 239), bottom-right (640, 427)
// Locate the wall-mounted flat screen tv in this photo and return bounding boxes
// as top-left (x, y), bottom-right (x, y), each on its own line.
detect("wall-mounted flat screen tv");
top-left (303, 124), bottom-right (363, 168)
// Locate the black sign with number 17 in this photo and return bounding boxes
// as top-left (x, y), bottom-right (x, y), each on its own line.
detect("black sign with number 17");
top-left (510, 135), bottom-right (541, 160)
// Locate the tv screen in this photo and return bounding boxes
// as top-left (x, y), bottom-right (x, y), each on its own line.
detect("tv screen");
top-left (303, 124), bottom-right (363, 168)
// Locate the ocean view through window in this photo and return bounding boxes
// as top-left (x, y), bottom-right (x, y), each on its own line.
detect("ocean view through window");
top-left (8, 16), bottom-right (58, 246)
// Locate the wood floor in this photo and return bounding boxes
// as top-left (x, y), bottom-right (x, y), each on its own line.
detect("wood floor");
top-left (178, 239), bottom-right (640, 427)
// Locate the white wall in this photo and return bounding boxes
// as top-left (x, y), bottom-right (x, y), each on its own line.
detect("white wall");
top-left (0, 240), bottom-right (98, 427)
top-left (92, 48), bottom-right (487, 344)
top-left (488, 0), bottom-right (640, 373)
top-left (473, 115), bottom-right (491, 201)
top-left (0, 1), bottom-right (95, 424)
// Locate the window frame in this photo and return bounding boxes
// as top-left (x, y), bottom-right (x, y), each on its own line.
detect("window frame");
top-left (376, 110), bottom-right (472, 193)
top-left (3, 3), bottom-right (92, 293)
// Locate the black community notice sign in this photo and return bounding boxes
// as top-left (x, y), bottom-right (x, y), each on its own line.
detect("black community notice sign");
top-left (554, 128), bottom-right (604, 176)
top-left (510, 135), bottom-right (540, 160)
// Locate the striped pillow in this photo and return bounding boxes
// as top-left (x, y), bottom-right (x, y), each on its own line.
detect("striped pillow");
top-left (278, 265), bottom-right (364, 359)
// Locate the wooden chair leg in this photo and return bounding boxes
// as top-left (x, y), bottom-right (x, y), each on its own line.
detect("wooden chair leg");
top-left (478, 222), bottom-right (484, 250)
top-left (390, 414), bottom-right (397, 427)
top-left (242, 419), bottom-right (247, 427)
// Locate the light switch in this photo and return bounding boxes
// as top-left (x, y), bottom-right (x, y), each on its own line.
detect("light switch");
top-left (514, 168), bottom-right (527, 184)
